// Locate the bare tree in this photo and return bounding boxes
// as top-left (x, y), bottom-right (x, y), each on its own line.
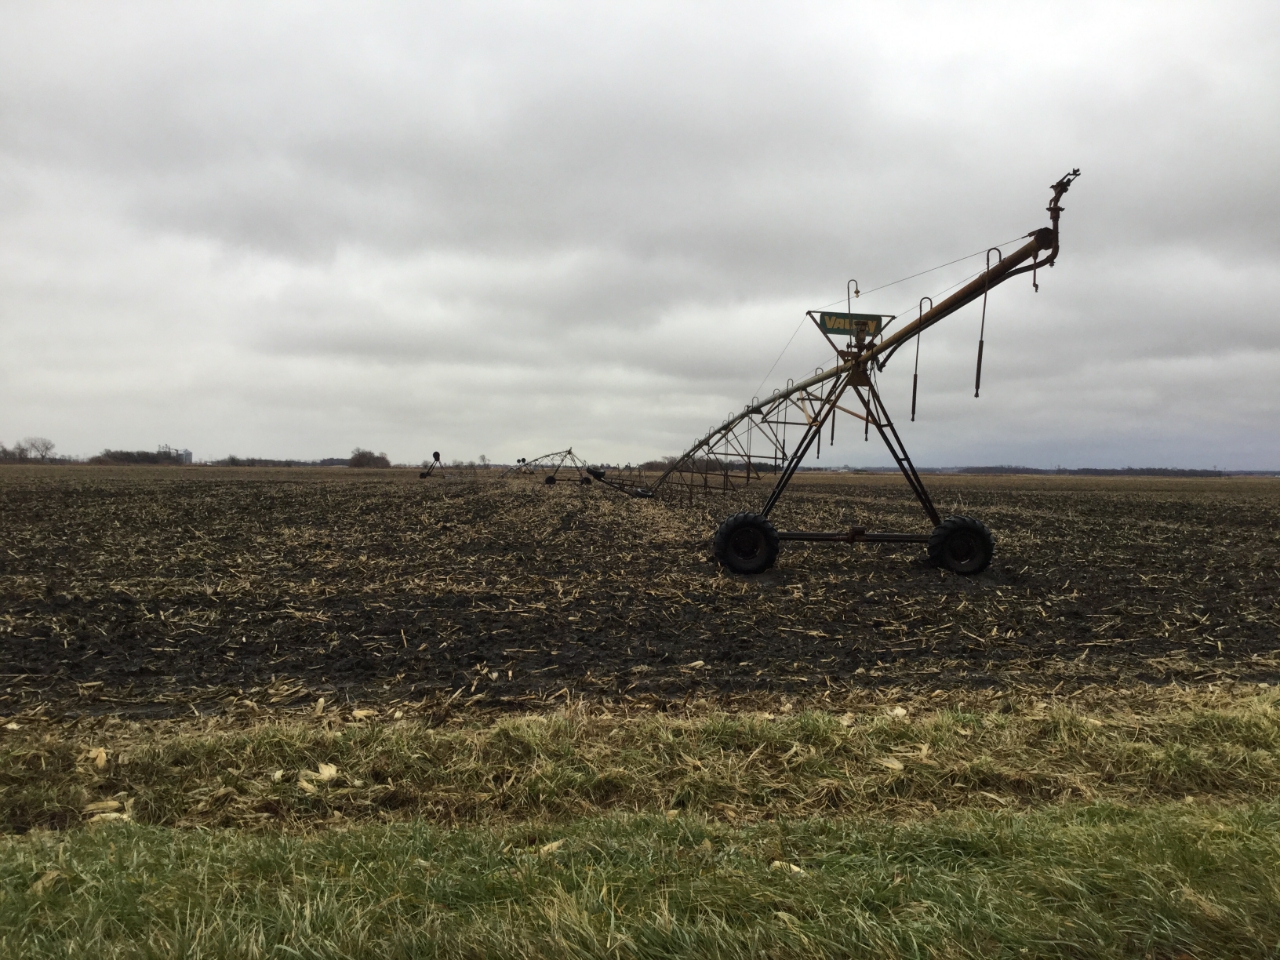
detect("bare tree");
top-left (478, 454), bottom-right (489, 468)
top-left (349, 448), bottom-right (391, 468)
top-left (23, 437), bottom-right (55, 462)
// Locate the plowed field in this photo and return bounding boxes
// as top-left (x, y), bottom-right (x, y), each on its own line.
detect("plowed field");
top-left (2, 467), bottom-right (1277, 716)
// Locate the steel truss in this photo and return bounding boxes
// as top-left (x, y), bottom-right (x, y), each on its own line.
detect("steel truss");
top-left (502, 448), bottom-right (599, 486)
top-left (644, 366), bottom-right (940, 537)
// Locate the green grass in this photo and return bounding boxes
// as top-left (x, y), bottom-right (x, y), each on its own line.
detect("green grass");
top-left (4, 802), bottom-right (1280, 959)
top-left (5, 695), bottom-right (1278, 956)
top-left (4, 694), bottom-right (1280, 831)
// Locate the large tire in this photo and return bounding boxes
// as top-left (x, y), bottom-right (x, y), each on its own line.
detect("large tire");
top-left (714, 512), bottom-right (780, 575)
top-left (927, 516), bottom-right (994, 574)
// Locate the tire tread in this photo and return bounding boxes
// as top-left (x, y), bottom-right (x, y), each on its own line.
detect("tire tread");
top-left (927, 515), bottom-right (994, 574)
top-left (713, 512), bottom-right (780, 574)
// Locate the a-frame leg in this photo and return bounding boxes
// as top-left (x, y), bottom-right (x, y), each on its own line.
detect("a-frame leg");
top-left (854, 381), bottom-right (942, 527)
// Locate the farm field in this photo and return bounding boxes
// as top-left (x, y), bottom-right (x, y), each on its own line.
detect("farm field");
top-left (3, 466), bottom-right (1280, 958)
top-left (0, 466), bottom-right (1277, 715)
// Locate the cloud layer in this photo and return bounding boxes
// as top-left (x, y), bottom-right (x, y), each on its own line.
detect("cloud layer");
top-left (2, 1), bottom-right (1278, 467)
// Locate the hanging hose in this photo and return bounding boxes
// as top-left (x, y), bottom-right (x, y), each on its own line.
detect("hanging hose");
top-left (973, 339), bottom-right (984, 397)
top-left (911, 347), bottom-right (919, 421)
top-left (975, 247), bottom-right (1002, 398)
top-left (911, 297), bottom-right (931, 422)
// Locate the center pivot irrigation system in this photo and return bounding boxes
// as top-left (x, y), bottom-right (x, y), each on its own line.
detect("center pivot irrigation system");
top-left (611, 170), bottom-right (1081, 575)
top-left (502, 449), bottom-right (656, 496)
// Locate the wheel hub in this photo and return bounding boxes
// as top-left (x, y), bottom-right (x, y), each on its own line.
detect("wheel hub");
top-left (946, 533), bottom-right (979, 565)
top-left (729, 528), bottom-right (763, 560)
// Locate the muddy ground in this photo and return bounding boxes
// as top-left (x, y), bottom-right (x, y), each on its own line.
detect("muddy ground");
top-left (1, 466), bottom-right (1277, 716)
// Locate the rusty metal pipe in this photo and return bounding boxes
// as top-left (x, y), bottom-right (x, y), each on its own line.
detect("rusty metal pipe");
top-left (649, 172), bottom-right (1078, 496)
top-left (862, 229), bottom-right (1051, 370)
top-left (777, 529), bottom-right (930, 543)
top-left (697, 229), bottom-right (1050, 431)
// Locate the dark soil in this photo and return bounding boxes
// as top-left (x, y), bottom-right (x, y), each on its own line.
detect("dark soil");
top-left (2, 467), bottom-right (1277, 716)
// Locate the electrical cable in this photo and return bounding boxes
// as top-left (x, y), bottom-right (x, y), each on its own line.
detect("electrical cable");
top-left (814, 233), bottom-right (1027, 310)
top-left (750, 314), bottom-right (808, 402)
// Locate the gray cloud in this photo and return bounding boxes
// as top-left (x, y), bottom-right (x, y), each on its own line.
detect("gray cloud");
top-left (2, 1), bottom-right (1278, 468)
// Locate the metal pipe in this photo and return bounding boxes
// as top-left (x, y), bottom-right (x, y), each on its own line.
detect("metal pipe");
top-left (777, 530), bottom-right (930, 543)
top-left (678, 231), bottom-right (1049, 449)
top-left (863, 231), bottom-right (1049, 370)
top-left (650, 172), bottom-right (1078, 495)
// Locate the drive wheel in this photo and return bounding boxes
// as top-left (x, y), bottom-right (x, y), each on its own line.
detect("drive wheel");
top-left (927, 516), bottom-right (994, 574)
top-left (714, 512), bottom-right (780, 575)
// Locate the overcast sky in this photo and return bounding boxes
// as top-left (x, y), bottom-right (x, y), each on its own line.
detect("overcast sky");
top-left (2, 1), bottom-right (1278, 468)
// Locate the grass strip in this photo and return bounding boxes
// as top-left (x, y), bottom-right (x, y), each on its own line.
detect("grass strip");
top-left (4, 801), bottom-right (1280, 959)
top-left (4, 695), bottom-right (1279, 831)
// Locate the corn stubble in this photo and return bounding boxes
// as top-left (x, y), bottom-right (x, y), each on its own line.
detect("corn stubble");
top-left (0, 468), bottom-right (1277, 715)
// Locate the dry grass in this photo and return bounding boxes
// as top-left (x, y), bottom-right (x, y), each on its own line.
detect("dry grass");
top-left (4, 688), bottom-right (1278, 833)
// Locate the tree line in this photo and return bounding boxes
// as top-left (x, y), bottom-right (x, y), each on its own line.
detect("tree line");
top-left (0, 437), bottom-right (55, 462)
